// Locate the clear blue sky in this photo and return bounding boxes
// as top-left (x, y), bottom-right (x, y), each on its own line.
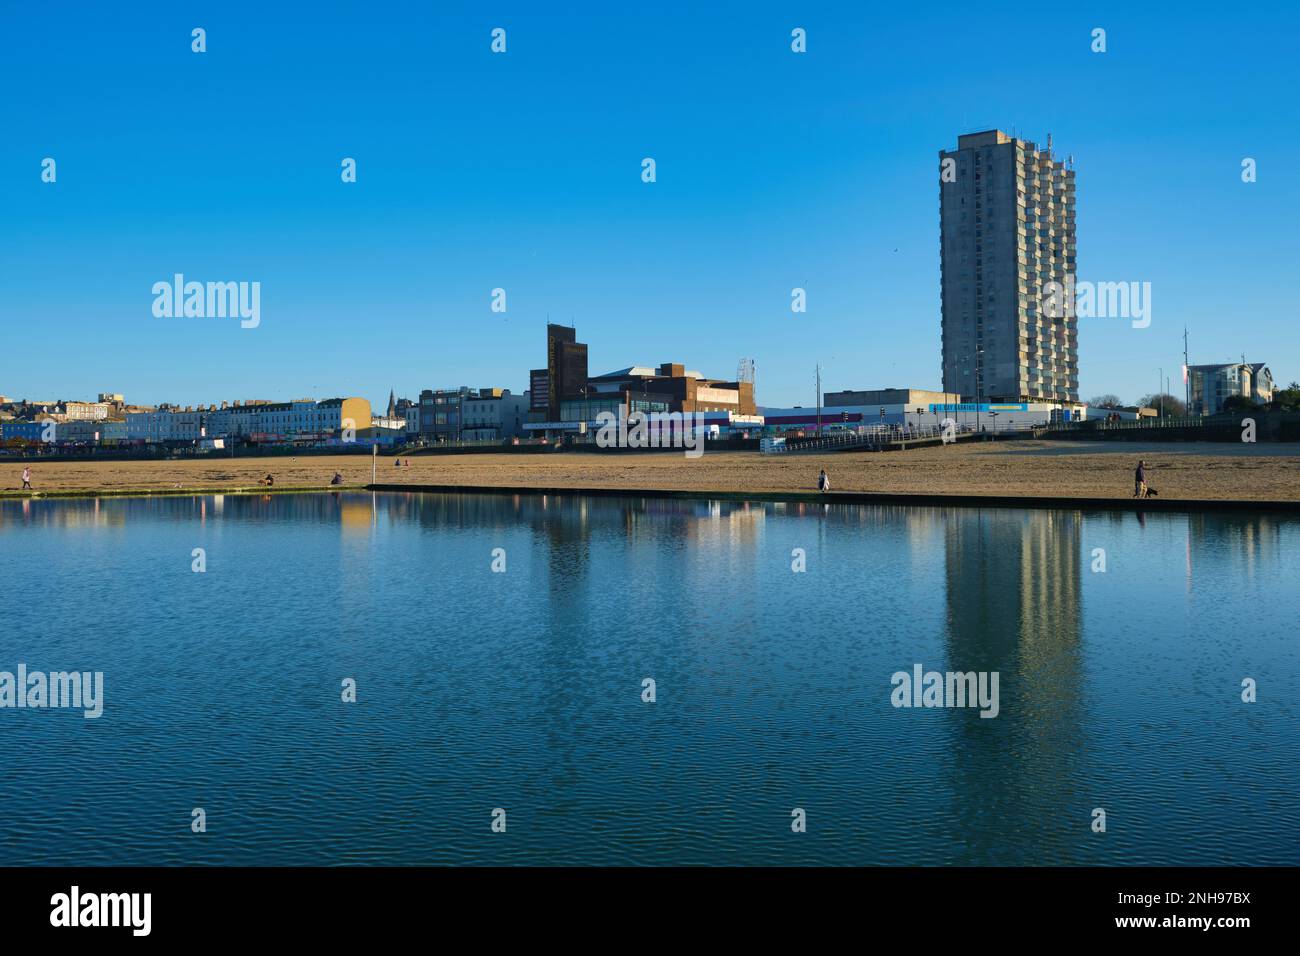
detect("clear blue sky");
top-left (2, 1), bottom-right (1297, 409)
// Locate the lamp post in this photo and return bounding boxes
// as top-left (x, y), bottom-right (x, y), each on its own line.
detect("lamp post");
top-left (583, 384), bottom-right (602, 442)
top-left (815, 364), bottom-right (822, 437)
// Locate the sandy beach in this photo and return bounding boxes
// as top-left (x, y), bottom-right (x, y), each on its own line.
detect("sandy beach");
top-left (3, 440), bottom-right (1299, 501)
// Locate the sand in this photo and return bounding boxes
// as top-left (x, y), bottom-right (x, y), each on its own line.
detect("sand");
top-left (4, 441), bottom-right (1299, 501)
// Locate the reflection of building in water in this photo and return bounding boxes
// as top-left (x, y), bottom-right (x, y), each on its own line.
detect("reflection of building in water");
top-left (534, 494), bottom-right (593, 585)
top-left (940, 508), bottom-right (1085, 860)
top-left (944, 509), bottom-right (1082, 671)
top-left (392, 491), bottom-right (594, 586)
top-left (1185, 512), bottom-right (1287, 582)
top-left (378, 491), bottom-right (783, 600)
top-left (338, 495), bottom-right (373, 533)
top-left (641, 499), bottom-right (765, 551)
top-left (389, 490), bottom-right (772, 554)
top-left (669, 501), bottom-right (767, 589)
top-left (0, 496), bottom-right (142, 530)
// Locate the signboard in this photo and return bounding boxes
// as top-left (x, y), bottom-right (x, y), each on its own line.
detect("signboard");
top-left (928, 402), bottom-right (1029, 413)
top-left (523, 421), bottom-right (584, 432)
top-left (547, 336), bottom-right (558, 414)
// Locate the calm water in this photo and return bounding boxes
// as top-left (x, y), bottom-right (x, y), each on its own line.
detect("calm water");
top-left (0, 492), bottom-right (1296, 866)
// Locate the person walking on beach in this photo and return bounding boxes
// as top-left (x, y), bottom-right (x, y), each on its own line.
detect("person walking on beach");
top-left (1134, 460), bottom-right (1147, 499)
top-left (21, 466), bottom-right (32, 490)
top-left (817, 469), bottom-right (830, 493)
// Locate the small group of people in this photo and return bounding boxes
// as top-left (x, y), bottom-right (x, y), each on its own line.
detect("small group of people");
top-left (258, 473), bottom-right (275, 487)
top-left (394, 458), bottom-right (412, 468)
top-left (817, 469), bottom-right (830, 493)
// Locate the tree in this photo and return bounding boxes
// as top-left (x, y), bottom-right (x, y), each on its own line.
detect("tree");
top-left (1222, 394), bottom-right (1260, 413)
top-left (1087, 394), bottom-right (1124, 409)
top-left (1274, 382), bottom-right (1300, 410)
top-left (1137, 393), bottom-right (1187, 417)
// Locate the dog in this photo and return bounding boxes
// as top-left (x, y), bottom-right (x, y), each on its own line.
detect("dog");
top-left (1144, 486), bottom-right (1159, 497)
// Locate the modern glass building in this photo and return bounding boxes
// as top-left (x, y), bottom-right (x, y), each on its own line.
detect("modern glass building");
top-left (1187, 362), bottom-right (1274, 415)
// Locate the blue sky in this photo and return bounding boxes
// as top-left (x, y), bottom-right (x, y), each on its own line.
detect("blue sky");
top-left (2, 1), bottom-right (1297, 409)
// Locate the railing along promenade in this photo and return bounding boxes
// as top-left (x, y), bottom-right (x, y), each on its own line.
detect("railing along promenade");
top-left (761, 422), bottom-right (1035, 455)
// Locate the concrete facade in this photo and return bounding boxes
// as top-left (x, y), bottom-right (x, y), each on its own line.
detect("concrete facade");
top-left (460, 389), bottom-right (531, 440)
top-left (940, 130), bottom-right (1078, 404)
top-left (417, 387), bottom-right (530, 441)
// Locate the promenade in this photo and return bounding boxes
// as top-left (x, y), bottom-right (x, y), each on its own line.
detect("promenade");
top-left (3, 441), bottom-right (1298, 503)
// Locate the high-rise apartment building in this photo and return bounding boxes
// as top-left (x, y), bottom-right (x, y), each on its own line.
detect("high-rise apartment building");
top-left (939, 130), bottom-right (1078, 403)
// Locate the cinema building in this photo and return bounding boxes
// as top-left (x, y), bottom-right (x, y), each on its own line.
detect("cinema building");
top-left (524, 324), bottom-right (761, 439)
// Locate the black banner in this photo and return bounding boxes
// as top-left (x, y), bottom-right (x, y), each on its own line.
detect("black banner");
top-left (0, 866), bottom-right (1277, 942)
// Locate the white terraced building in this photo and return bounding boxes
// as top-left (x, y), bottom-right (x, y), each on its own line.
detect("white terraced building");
top-left (127, 397), bottom-right (372, 442)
